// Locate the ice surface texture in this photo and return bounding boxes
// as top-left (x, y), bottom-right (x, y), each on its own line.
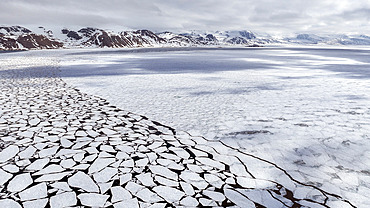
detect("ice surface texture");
top-left (0, 48), bottom-right (362, 207)
top-left (62, 47), bottom-right (370, 207)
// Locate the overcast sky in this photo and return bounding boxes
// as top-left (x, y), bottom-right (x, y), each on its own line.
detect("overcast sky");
top-left (1, 0), bottom-right (370, 35)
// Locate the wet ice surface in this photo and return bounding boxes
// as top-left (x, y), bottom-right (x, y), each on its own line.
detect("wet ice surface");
top-left (61, 47), bottom-right (370, 207)
top-left (0, 47), bottom-right (368, 207)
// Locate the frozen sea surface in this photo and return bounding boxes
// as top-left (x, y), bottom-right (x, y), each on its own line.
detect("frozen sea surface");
top-left (0, 47), bottom-right (369, 207)
top-left (60, 47), bottom-right (370, 207)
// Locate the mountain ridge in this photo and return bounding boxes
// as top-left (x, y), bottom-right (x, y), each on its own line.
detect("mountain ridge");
top-left (1, 26), bottom-right (370, 50)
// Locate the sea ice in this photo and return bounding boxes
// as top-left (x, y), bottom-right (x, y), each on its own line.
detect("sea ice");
top-left (111, 186), bottom-right (132, 203)
top-left (153, 186), bottom-right (185, 203)
top-left (68, 171), bottom-right (99, 192)
top-left (0, 199), bottom-right (21, 208)
top-left (22, 199), bottom-right (48, 208)
top-left (149, 165), bottom-right (178, 180)
top-left (19, 183), bottom-right (47, 201)
top-left (50, 192), bottom-right (77, 208)
top-left (0, 145), bottom-right (19, 163)
top-left (0, 169), bottom-right (13, 186)
top-left (88, 157), bottom-right (115, 174)
top-left (78, 193), bottom-right (109, 207)
top-left (7, 173), bottom-right (33, 192)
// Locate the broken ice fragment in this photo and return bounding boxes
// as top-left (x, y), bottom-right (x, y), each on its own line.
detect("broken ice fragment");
top-left (180, 196), bottom-right (199, 206)
top-left (136, 188), bottom-right (163, 203)
top-left (19, 183), bottom-right (47, 201)
top-left (111, 186), bottom-right (132, 203)
top-left (88, 157), bottom-right (115, 174)
top-left (0, 199), bottom-right (21, 208)
top-left (153, 186), bottom-right (185, 203)
top-left (7, 173), bottom-right (33, 192)
top-left (22, 198), bottom-right (48, 208)
top-left (50, 192), bottom-right (77, 208)
top-left (25, 158), bottom-right (50, 171)
top-left (68, 171), bottom-right (99, 192)
top-left (0, 169), bottom-right (13, 186)
top-left (149, 165), bottom-right (178, 180)
top-left (0, 145), bottom-right (19, 163)
top-left (78, 193), bottom-right (109, 207)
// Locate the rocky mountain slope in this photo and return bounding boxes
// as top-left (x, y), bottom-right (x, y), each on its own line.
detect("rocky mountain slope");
top-left (0, 26), bottom-right (63, 50)
top-left (0, 26), bottom-right (268, 50)
top-left (1, 25), bottom-right (370, 50)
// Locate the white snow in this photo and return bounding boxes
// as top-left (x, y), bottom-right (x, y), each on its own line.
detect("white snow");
top-left (119, 173), bottom-right (132, 185)
top-left (204, 174), bottom-right (224, 189)
top-left (180, 171), bottom-right (208, 190)
top-left (58, 47), bottom-right (370, 207)
top-left (0, 169), bottom-right (13, 186)
top-left (26, 158), bottom-right (50, 171)
top-left (7, 173), bottom-right (33, 192)
top-left (34, 164), bottom-right (64, 175)
top-left (154, 175), bottom-right (179, 187)
top-left (18, 146), bottom-right (37, 159)
top-left (38, 146), bottom-right (58, 158)
top-left (23, 199), bottom-right (48, 208)
top-left (180, 196), bottom-right (199, 206)
top-left (93, 167), bottom-right (118, 183)
top-left (50, 192), bottom-right (77, 208)
top-left (60, 158), bottom-right (76, 169)
top-left (149, 165), bottom-right (178, 180)
top-left (203, 190), bottom-right (226, 202)
top-left (180, 182), bottom-right (195, 196)
top-left (1, 46), bottom-right (370, 207)
top-left (78, 193), bottom-right (109, 207)
top-left (111, 186), bottom-right (132, 203)
top-left (224, 188), bottom-right (255, 207)
top-left (68, 171), bottom-right (99, 192)
top-left (125, 182), bottom-right (144, 195)
top-left (28, 118), bottom-right (40, 126)
top-left (19, 183), bottom-right (47, 201)
top-left (35, 172), bottom-right (70, 182)
top-left (113, 198), bottom-right (139, 208)
top-left (0, 145), bottom-right (19, 163)
top-left (1, 164), bottom-right (19, 173)
top-left (136, 173), bottom-right (156, 187)
top-left (136, 188), bottom-right (163, 203)
top-left (0, 199), bottom-right (21, 208)
top-left (153, 186), bottom-right (185, 203)
top-left (51, 182), bottom-right (72, 192)
top-left (88, 157), bottom-right (115, 174)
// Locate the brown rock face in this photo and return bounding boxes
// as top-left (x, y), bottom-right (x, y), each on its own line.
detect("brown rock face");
top-left (132, 30), bottom-right (167, 43)
top-left (81, 29), bottom-right (167, 48)
top-left (83, 31), bottom-right (132, 48)
top-left (0, 35), bottom-right (19, 50)
top-left (67, 31), bottom-right (82, 40)
top-left (17, 34), bottom-right (63, 49)
top-left (120, 30), bottom-right (166, 47)
top-left (96, 32), bottom-right (132, 47)
top-left (0, 26), bottom-right (32, 35)
top-left (78, 28), bottom-right (99, 37)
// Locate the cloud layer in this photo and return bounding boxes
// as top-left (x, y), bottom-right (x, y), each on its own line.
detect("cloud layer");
top-left (1, 0), bottom-right (370, 35)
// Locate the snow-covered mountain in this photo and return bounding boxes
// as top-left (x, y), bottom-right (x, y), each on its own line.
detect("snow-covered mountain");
top-left (2, 25), bottom-right (370, 50)
top-left (58, 28), bottom-right (167, 48)
top-left (173, 30), bottom-right (274, 46)
top-left (0, 26), bottom-right (267, 50)
top-left (0, 26), bottom-right (169, 50)
top-left (0, 26), bottom-right (63, 50)
top-left (157, 31), bottom-right (221, 46)
top-left (284, 33), bottom-right (370, 45)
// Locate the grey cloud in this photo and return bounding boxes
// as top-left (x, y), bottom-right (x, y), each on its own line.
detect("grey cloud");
top-left (1, 0), bottom-right (370, 35)
top-left (336, 8), bottom-right (370, 21)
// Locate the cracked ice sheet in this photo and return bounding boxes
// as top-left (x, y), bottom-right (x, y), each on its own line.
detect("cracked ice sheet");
top-left (59, 47), bottom-right (370, 207)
